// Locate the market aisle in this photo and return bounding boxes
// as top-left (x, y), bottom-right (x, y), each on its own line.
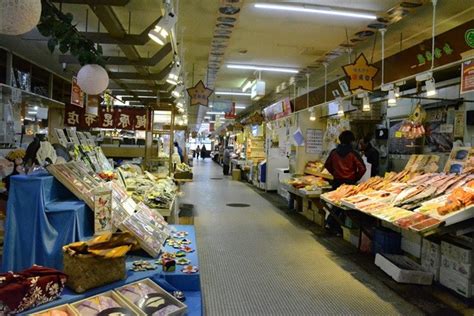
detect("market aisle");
top-left (182, 159), bottom-right (421, 316)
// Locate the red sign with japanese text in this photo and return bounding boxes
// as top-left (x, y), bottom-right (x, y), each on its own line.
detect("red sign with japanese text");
top-left (70, 77), bottom-right (84, 108)
top-left (461, 59), bottom-right (474, 95)
top-left (65, 104), bottom-right (148, 131)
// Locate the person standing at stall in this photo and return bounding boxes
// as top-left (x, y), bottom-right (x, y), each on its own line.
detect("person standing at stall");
top-left (223, 146), bottom-right (231, 175)
top-left (359, 134), bottom-right (379, 177)
top-left (324, 130), bottom-right (366, 234)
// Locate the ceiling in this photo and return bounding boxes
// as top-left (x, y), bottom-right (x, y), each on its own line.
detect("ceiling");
top-left (1, 0), bottom-right (473, 133)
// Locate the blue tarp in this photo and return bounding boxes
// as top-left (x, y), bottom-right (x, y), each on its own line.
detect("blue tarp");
top-left (2, 175), bottom-right (93, 272)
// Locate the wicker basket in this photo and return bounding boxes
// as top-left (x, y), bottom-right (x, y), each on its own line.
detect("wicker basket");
top-left (63, 251), bottom-right (126, 293)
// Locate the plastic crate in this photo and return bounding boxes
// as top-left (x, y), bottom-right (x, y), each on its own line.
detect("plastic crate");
top-left (373, 227), bottom-right (402, 255)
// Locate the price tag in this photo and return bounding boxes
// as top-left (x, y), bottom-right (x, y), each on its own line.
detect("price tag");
top-left (395, 131), bottom-right (403, 138)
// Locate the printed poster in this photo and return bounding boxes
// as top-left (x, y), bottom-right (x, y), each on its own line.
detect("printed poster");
top-left (94, 188), bottom-right (113, 235)
top-left (70, 77), bottom-right (84, 108)
top-left (460, 59), bottom-right (474, 95)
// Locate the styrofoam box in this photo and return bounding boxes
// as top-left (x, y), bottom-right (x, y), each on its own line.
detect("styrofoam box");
top-left (32, 304), bottom-right (79, 315)
top-left (71, 290), bottom-right (141, 315)
top-left (421, 238), bottom-right (441, 281)
top-left (115, 278), bottom-right (187, 316)
top-left (441, 255), bottom-right (472, 279)
top-left (440, 267), bottom-right (474, 298)
top-left (350, 231), bottom-right (360, 248)
top-left (441, 240), bottom-right (472, 265)
top-left (375, 253), bottom-right (433, 285)
top-left (401, 230), bottom-right (422, 258)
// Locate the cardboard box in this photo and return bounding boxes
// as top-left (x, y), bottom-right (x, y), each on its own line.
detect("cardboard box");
top-left (375, 253), bottom-right (433, 285)
top-left (342, 226), bottom-right (351, 242)
top-left (115, 278), bottom-right (187, 316)
top-left (401, 230), bottom-right (422, 258)
top-left (441, 255), bottom-right (472, 279)
top-left (32, 304), bottom-right (79, 315)
top-left (421, 238), bottom-right (441, 281)
top-left (302, 205), bottom-right (314, 221)
top-left (71, 291), bottom-right (141, 315)
top-left (441, 240), bottom-right (472, 265)
top-left (440, 267), bottom-right (474, 298)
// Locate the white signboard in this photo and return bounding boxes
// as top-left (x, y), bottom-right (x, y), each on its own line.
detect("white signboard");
top-left (306, 129), bottom-right (323, 154)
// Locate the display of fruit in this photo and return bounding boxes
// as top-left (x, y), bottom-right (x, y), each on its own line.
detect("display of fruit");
top-left (98, 171), bottom-right (117, 181)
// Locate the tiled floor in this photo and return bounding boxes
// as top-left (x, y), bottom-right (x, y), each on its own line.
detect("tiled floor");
top-left (182, 159), bottom-right (422, 315)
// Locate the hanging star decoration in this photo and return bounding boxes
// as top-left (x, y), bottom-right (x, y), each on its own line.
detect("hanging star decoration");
top-left (342, 53), bottom-right (379, 92)
top-left (186, 80), bottom-right (213, 106)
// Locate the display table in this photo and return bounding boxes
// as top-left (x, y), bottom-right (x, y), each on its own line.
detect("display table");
top-left (280, 182), bottom-right (329, 212)
top-left (2, 174), bottom-right (93, 272)
top-left (25, 225), bottom-right (202, 315)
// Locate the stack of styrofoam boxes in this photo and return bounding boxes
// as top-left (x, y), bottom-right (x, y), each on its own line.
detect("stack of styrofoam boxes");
top-left (421, 238), bottom-right (441, 281)
top-left (401, 230), bottom-right (422, 259)
top-left (440, 239), bottom-right (473, 298)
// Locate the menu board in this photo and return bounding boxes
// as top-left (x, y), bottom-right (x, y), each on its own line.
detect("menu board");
top-left (306, 129), bottom-right (323, 154)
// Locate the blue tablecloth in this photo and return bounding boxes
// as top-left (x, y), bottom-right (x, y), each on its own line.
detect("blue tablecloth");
top-left (26, 225), bottom-right (202, 316)
top-left (2, 175), bottom-right (93, 272)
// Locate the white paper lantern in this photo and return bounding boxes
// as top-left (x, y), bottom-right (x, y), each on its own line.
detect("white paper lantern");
top-left (0, 0), bottom-right (42, 35)
top-left (77, 64), bottom-right (109, 95)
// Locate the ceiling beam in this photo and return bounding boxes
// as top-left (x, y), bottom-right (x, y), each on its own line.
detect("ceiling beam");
top-left (59, 43), bottom-right (172, 66)
top-left (52, 0), bottom-right (130, 5)
top-left (122, 96), bottom-right (172, 102)
top-left (108, 82), bottom-right (170, 91)
top-left (108, 64), bottom-right (172, 80)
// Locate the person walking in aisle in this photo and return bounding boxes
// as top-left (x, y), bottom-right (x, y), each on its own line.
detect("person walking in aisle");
top-left (223, 146), bottom-right (231, 175)
top-left (201, 145), bottom-right (207, 160)
top-left (324, 130), bottom-right (366, 234)
top-left (196, 145), bottom-right (200, 159)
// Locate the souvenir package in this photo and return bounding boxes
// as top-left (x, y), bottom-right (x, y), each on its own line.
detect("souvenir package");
top-left (120, 205), bottom-right (170, 258)
top-left (444, 147), bottom-right (474, 174)
top-left (94, 187), bottom-right (113, 235)
top-left (115, 279), bottom-right (187, 316)
top-left (63, 233), bottom-right (137, 293)
top-left (0, 266), bottom-right (67, 314)
top-left (32, 304), bottom-right (78, 316)
top-left (71, 291), bottom-right (140, 316)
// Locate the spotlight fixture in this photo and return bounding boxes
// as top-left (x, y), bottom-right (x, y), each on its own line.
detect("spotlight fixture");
top-left (425, 78), bottom-right (437, 96)
top-left (254, 3), bottom-right (377, 20)
top-left (388, 89), bottom-right (397, 106)
top-left (171, 85), bottom-right (184, 98)
top-left (337, 104), bottom-right (344, 117)
top-left (148, 11), bottom-right (177, 45)
top-left (166, 65), bottom-right (180, 85)
top-left (362, 95), bottom-right (371, 112)
top-left (227, 64), bottom-right (299, 74)
top-left (309, 107), bottom-right (316, 121)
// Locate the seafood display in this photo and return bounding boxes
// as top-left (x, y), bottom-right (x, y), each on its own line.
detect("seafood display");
top-left (322, 156), bottom-right (474, 233)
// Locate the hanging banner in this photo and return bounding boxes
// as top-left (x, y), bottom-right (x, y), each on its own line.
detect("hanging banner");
top-left (65, 104), bottom-right (148, 131)
top-left (342, 53), bottom-right (379, 92)
top-left (187, 80), bottom-right (213, 106)
top-left (454, 111), bottom-right (465, 138)
top-left (263, 97), bottom-right (292, 121)
top-left (460, 59), bottom-right (474, 95)
top-left (70, 77), bottom-right (84, 108)
top-left (224, 102), bottom-right (237, 119)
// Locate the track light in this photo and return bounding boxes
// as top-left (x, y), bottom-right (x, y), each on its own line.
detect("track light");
top-left (309, 107), bottom-right (316, 121)
top-left (172, 85), bottom-right (184, 98)
top-left (241, 80), bottom-right (254, 92)
top-left (388, 89), bottom-right (397, 106)
top-left (166, 65), bottom-right (180, 85)
top-left (425, 78), bottom-right (437, 96)
top-left (148, 11), bottom-right (176, 45)
top-left (215, 91), bottom-right (251, 96)
top-left (362, 95), bottom-right (370, 112)
top-left (337, 104), bottom-right (344, 117)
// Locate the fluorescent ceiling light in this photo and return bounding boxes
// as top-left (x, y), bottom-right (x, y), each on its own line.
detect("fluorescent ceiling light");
top-left (227, 64), bottom-right (299, 74)
top-left (207, 111), bottom-right (225, 115)
top-left (254, 3), bottom-right (377, 20)
top-left (204, 116), bottom-right (211, 119)
top-left (215, 91), bottom-right (251, 96)
top-left (235, 106), bottom-right (246, 109)
top-left (28, 111), bottom-right (37, 115)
